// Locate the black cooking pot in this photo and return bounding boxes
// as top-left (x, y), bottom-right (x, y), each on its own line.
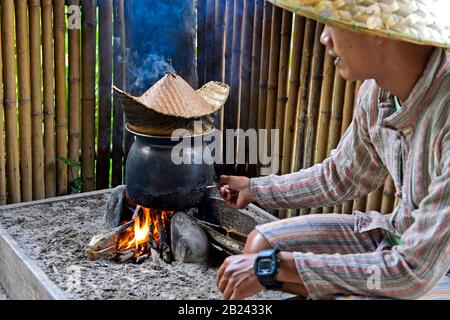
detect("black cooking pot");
top-left (125, 125), bottom-right (215, 210)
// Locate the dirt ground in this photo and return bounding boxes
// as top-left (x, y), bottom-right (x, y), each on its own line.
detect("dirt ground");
top-left (0, 192), bottom-right (293, 300)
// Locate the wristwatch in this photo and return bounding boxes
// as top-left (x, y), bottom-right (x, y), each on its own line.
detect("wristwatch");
top-left (254, 248), bottom-right (283, 290)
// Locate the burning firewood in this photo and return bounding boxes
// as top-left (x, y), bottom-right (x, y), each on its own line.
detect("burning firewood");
top-left (85, 220), bottom-right (133, 260)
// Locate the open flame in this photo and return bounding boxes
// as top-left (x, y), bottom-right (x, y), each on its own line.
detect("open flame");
top-left (117, 206), bottom-right (174, 258)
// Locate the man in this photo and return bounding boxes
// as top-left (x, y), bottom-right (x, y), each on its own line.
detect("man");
top-left (216, 0), bottom-right (449, 300)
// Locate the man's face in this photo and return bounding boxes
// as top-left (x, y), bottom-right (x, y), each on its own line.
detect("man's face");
top-left (320, 24), bottom-right (382, 81)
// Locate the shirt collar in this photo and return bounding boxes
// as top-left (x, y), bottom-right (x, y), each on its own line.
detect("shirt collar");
top-left (381, 47), bottom-right (447, 129)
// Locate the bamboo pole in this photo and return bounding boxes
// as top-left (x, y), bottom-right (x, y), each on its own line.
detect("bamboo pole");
top-left (1, 0), bottom-right (21, 203)
top-left (313, 53), bottom-right (335, 167)
top-left (247, 0), bottom-right (264, 177)
top-left (42, 0), bottom-right (56, 198)
top-left (226, 0), bottom-right (243, 131)
top-left (257, 1), bottom-right (272, 132)
top-left (274, 10), bottom-right (293, 174)
top-left (213, 0), bottom-right (226, 130)
top-left (224, 0), bottom-right (243, 174)
top-left (320, 72), bottom-right (346, 213)
top-left (236, 0), bottom-right (255, 175)
top-left (197, 0), bottom-right (207, 86)
top-left (333, 80), bottom-right (356, 213)
top-left (347, 81), bottom-right (365, 212)
top-left (54, 0), bottom-right (68, 196)
top-left (366, 185), bottom-right (384, 212)
top-left (29, 0), bottom-right (45, 200)
top-left (97, 0), bottom-right (113, 190)
top-left (112, 0), bottom-right (126, 187)
top-left (68, 0), bottom-right (81, 192)
top-left (292, 19), bottom-right (316, 176)
top-left (81, 0), bottom-right (96, 192)
top-left (264, 5), bottom-right (282, 146)
top-left (302, 23), bottom-right (325, 172)
top-left (256, 1), bottom-right (272, 175)
top-left (0, 20), bottom-right (7, 205)
top-left (310, 50), bottom-right (335, 215)
top-left (281, 15), bottom-right (305, 176)
top-left (205, 0), bottom-right (216, 83)
top-left (380, 176), bottom-right (396, 214)
top-left (15, 0), bottom-right (33, 202)
top-left (299, 23), bottom-right (325, 216)
top-left (239, 0), bottom-right (255, 132)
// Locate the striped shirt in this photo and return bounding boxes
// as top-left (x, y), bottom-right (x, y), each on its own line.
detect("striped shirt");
top-left (251, 47), bottom-right (450, 299)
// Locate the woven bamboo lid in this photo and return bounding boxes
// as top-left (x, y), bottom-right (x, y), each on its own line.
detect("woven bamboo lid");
top-left (114, 73), bottom-right (229, 119)
top-left (268, 0), bottom-right (449, 48)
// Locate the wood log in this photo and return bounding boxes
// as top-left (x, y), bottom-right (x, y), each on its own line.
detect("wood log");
top-left (85, 221), bottom-right (133, 254)
top-left (196, 220), bottom-right (244, 255)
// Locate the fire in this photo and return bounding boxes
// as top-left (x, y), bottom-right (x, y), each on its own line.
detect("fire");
top-left (117, 206), bottom-right (174, 257)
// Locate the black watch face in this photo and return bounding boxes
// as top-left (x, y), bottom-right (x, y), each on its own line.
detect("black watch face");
top-left (257, 258), bottom-right (275, 275)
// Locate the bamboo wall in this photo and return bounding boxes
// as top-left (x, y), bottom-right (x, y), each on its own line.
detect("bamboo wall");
top-left (0, 0), bottom-right (125, 204)
top-left (197, 0), bottom-right (396, 218)
top-left (0, 0), bottom-right (396, 217)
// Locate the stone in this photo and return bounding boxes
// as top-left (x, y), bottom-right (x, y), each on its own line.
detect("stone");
top-left (170, 211), bottom-right (209, 264)
top-left (102, 185), bottom-right (126, 229)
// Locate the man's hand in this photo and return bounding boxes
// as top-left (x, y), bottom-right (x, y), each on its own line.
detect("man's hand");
top-left (218, 175), bottom-right (256, 209)
top-left (216, 254), bottom-right (264, 300)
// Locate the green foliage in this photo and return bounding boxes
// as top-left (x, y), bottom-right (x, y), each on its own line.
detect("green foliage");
top-left (57, 157), bottom-right (83, 194)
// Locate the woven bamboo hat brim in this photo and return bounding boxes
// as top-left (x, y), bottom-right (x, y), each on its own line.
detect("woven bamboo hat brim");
top-left (268, 0), bottom-right (450, 48)
top-left (114, 73), bottom-right (230, 119)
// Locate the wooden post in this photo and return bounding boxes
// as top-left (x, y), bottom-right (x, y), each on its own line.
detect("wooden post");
top-left (42, 0), bottom-right (56, 198)
top-left (0, 21), bottom-right (6, 205)
top-left (54, 0), bottom-right (68, 196)
top-left (15, 0), bottom-right (33, 202)
top-left (1, 0), bottom-right (21, 203)
top-left (97, 0), bottom-right (113, 190)
top-left (112, 0), bottom-right (126, 187)
top-left (68, 0), bottom-right (81, 193)
top-left (81, 0), bottom-right (97, 192)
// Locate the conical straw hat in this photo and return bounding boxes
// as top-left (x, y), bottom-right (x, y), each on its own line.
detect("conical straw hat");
top-left (114, 72), bottom-right (230, 119)
top-left (268, 0), bottom-right (450, 48)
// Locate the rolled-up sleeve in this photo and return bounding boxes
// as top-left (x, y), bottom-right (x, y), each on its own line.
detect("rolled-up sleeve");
top-left (294, 131), bottom-right (450, 299)
top-left (251, 81), bottom-right (388, 209)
